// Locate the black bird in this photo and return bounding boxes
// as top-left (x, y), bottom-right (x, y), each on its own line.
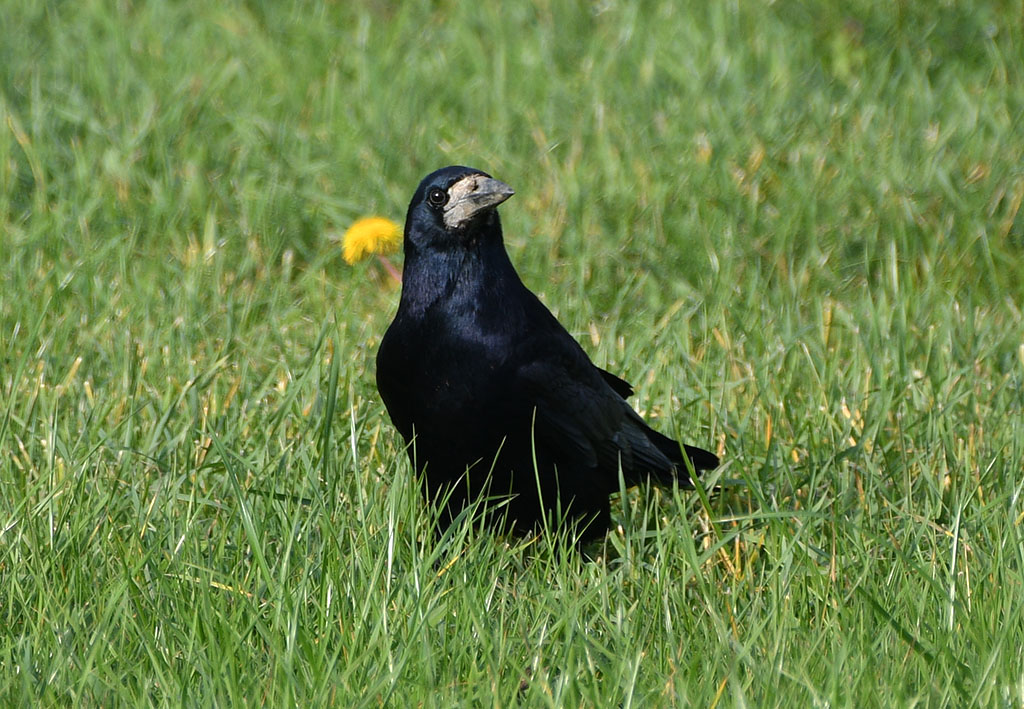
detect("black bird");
top-left (376, 166), bottom-right (719, 542)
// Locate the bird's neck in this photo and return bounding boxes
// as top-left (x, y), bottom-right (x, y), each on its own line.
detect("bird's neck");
top-left (398, 227), bottom-right (521, 319)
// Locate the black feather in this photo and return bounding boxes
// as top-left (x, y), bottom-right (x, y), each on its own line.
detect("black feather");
top-left (376, 166), bottom-right (719, 542)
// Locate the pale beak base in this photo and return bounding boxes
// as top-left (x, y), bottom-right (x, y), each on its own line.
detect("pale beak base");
top-left (442, 174), bottom-right (515, 230)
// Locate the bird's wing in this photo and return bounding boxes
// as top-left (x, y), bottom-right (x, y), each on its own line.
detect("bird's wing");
top-left (598, 368), bottom-right (634, 399)
top-left (515, 357), bottom-right (679, 485)
top-left (507, 289), bottom-right (714, 485)
top-left (516, 360), bottom-right (613, 469)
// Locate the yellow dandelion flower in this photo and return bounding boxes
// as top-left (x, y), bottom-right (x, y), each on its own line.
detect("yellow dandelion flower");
top-left (342, 217), bottom-right (401, 265)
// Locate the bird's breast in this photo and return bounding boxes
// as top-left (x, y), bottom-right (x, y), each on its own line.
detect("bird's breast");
top-left (378, 312), bottom-right (522, 432)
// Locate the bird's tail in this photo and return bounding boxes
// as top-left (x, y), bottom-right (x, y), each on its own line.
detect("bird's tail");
top-left (682, 444), bottom-right (720, 472)
top-left (645, 429), bottom-right (719, 488)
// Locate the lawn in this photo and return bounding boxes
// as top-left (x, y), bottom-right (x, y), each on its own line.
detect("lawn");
top-left (2, 0), bottom-right (1024, 705)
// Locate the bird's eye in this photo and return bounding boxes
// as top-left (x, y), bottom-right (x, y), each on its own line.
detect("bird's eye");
top-left (427, 187), bottom-right (448, 207)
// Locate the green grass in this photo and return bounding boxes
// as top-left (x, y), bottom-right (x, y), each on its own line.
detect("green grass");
top-left (3, 0), bottom-right (1024, 705)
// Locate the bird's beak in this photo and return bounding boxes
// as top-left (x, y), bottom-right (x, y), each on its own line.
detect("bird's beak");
top-left (443, 174), bottom-right (515, 230)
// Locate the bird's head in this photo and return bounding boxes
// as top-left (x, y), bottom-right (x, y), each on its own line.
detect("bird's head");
top-left (405, 166), bottom-right (515, 249)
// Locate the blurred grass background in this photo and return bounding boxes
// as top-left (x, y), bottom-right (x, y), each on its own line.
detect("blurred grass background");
top-left (2, 0), bottom-right (1024, 705)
